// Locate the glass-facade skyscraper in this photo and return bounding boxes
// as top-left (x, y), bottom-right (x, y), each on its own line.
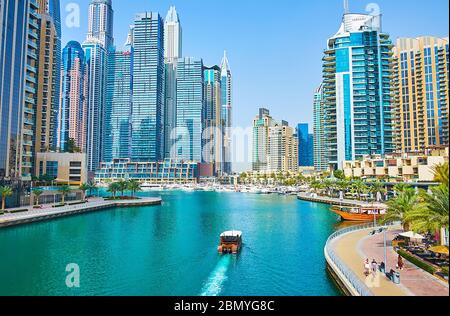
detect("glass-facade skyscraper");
top-left (221, 51), bottom-right (232, 174)
top-left (103, 49), bottom-right (132, 161)
top-left (176, 57), bottom-right (204, 162)
top-left (203, 65), bottom-right (222, 173)
top-left (164, 6), bottom-right (182, 159)
top-left (132, 12), bottom-right (165, 162)
top-left (322, 13), bottom-right (394, 169)
top-left (0, 0), bottom-right (39, 180)
top-left (83, 0), bottom-right (114, 172)
top-left (297, 123), bottom-right (313, 167)
top-left (57, 41), bottom-right (88, 153)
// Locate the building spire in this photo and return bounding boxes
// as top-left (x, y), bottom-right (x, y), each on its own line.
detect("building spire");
top-left (344, 0), bottom-right (349, 14)
top-left (221, 50), bottom-right (230, 76)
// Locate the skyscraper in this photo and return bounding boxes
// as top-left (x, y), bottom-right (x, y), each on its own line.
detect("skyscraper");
top-left (297, 123), bottom-right (313, 167)
top-left (36, 0), bottom-right (61, 155)
top-left (322, 12), bottom-right (394, 170)
top-left (103, 49), bottom-right (132, 161)
top-left (82, 42), bottom-right (107, 171)
top-left (164, 6), bottom-right (182, 159)
top-left (0, 0), bottom-right (40, 181)
top-left (252, 108), bottom-right (274, 171)
top-left (268, 122), bottom-right (298, 173)
top-left (164, 6), bottom-right (182, 63)
top-left (132, 12), bottom-right (165, 162)
top-left (83, 0), bottom-right (113, 172)
top-left (203, 65), bottom-right (223, 174)
top-left (313, 84), bottom-right (328, 171)
top-left (392, 37), bottom-right (449, 152)
top-left (57, 41), bottom-right (88, 152)
top-left (176, 57), bottom-right (204, 162)
top-left (221, 51), bottom-right (233, 174)
top-left (87, 0), bottom-right (114, 49)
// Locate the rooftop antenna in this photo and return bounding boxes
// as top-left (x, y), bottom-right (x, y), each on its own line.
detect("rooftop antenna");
top-left (344, 0), bottom-right (349, 14)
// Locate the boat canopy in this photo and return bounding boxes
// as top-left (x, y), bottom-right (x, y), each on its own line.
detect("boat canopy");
top-left (220, 231), bottom-right (243, 238)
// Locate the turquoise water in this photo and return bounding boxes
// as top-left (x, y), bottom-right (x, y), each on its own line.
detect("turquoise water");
top-left (0, 191), bottom-right (341, 296)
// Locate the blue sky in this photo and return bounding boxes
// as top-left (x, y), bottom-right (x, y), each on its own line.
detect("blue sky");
top-left (61, 0), bottom-right (449, 131)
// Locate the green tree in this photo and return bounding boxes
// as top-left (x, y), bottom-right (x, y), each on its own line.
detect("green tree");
top-left (108, 182), bottom-right (120, 199)
top-left (58, 185), bottom-right (71, 205)
top-left (393, 183), bottom-right (412, 195)
top-left (32, 189), bottom-right (44, 207)
top-left (117, 180), bottom-right (128, 197)
top-left (406, 185), bottom-right (449, 235)
top-left (87, 182), bottom-right (98, 197)
top-left (334, 169), bottom-right (345, 180)
top-left (382, 189), bottom-right (425, 230)
top-left (79, 183), bottom-right (89, 200)
top-left (0, 186), bottom-right (13, 210)
top-left (127, 180), bottom-right (142, 197)
top-left (67, 138), bottom-right (81, 153)
top-left (432, 162), bottom-right (449, 187)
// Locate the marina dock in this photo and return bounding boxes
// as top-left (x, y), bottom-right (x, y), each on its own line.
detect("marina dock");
top-left (0, 197), bottom-right (162, 228)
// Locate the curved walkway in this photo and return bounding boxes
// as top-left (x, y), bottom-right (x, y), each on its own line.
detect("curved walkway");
top-left (329, 226), bottom-right (449, 296)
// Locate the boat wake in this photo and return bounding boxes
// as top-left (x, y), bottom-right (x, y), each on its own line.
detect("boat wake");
top-left (199, 256), bottom-right (232, 296)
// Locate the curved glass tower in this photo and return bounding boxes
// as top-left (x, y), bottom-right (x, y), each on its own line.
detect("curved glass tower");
top-left (322, 13), bottom-right (394, 169)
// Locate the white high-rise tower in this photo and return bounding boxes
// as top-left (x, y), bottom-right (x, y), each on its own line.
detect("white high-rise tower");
top-left (86, 0), bottom-right (114, 49)
top-left (221, 51), bottom-right (233, 174)
top-left (164, 6), bottom-right (183, 158)
top-left (164, 6), bottom-right (182, 63)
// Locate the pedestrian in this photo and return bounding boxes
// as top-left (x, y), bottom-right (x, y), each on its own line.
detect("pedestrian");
top-left (371, 259), bottom-right (378, 274)
top-left (364, 259), bottom-right (370, 276)
top-left (397, 255), bottom-right (404, 270)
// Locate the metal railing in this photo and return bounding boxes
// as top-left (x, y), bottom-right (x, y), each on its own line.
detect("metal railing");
top-left (324, 222), bottom-right (400, 296)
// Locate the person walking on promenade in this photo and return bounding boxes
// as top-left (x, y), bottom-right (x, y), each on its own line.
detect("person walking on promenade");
top-left (397, 255), bottom-right (404, 270)
top-left (364, 259), bottom-right (370, 276)
top-left (371, 259), bottom-right (378, 275)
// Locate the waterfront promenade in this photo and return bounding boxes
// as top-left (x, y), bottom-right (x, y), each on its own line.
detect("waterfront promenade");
top-left (328, 226), bottom-right (449, 296)
top-left (0, 197), bottom-right (162, 228)
top-left (298, 192), bottom-right (387, 208)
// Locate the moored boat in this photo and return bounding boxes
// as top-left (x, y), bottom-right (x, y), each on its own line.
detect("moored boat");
top-left (218, 231), bottom-right (243, 254)
top-left (331, 205), bottom-right (386, 222)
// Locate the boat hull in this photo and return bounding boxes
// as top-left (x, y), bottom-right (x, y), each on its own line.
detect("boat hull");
top-left (331, 209), bottom-right (383, 222)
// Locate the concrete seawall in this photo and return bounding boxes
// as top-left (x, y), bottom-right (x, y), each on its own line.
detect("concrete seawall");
top-left (0, 198), bottom-right (162, 228)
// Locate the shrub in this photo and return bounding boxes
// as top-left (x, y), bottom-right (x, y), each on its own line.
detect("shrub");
top-left (397, 249), bottom-right (437, 275)
top-left (7, 209), bottom-right (29, 214)
top-left (441, 266), bottom-right (449, 276)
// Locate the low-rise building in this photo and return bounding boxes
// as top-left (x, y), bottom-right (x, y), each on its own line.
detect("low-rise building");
top-left (95, 159), bottom-right (199, 184)
top-left (36, 152), bottom-right (87, 186)
top-left (342, 147), bottom-right (449, 182)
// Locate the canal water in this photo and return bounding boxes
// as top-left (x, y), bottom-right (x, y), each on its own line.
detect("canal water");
top-left (0, 191), bottom-right (341, 296)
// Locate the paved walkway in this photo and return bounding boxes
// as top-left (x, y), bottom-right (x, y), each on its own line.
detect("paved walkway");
top-left (330, 226), bottom-right (449, 296)
top-left (0, 197), bottom-right (161, 227)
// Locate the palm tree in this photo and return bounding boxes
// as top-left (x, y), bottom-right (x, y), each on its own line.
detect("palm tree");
top-left (32, 189), bottom-right (44, 207)
top-left (87, 182), bottom-right (98, 197)
top-left (79, 183), bottom-right (89, 200)
top-left (117, 180), bottom-right (128, 197)
top-left (405, 184), bottom-right (449, 235)
top-left (352, 180), bottom-right (367, 200)
top-left (393, 183), bottom-right (412, 195)
top-left (370, 181), bottom-right (386, 201)
top-left (432, 162), bottom-right (449, 187)
top-left (108, 182), bottom-right (120, 199)
top-left (58, 185), bottom-right (71, 205)
top-left (382, 189), bottom-right (425, 230)
top-left (127, 180), bottom-right (142, 197)
top-left (0, 186), bottom-right (13, 211)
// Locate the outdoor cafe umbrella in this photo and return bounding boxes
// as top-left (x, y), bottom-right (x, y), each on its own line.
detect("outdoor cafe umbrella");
top-left (399, 231), bottom-right (425, 240)
top-left (428, 245), bottom-right (449, 255)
